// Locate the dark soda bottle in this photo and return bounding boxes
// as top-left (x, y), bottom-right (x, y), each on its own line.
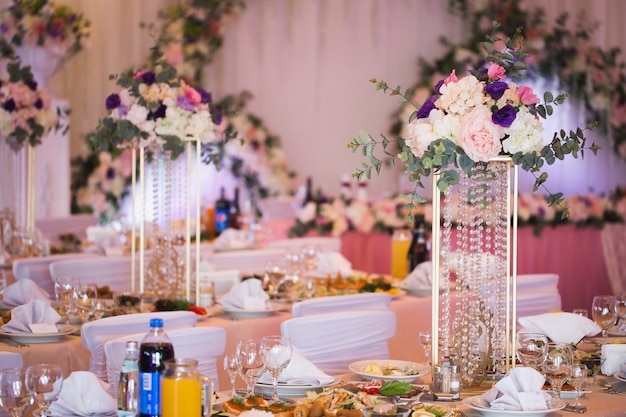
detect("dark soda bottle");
top-left (227, 187), bottom-right (242, 229)
top-left (407, 214), bottom-right (429, 273)
top-left (138, 318), bottom-right (175, 417)
top-left (214, 187), bottom-right (231, 237)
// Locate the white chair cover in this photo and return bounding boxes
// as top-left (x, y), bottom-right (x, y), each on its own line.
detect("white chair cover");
top-left (81, 311), bottom-right (198, 382)
top-left (104, 326), bottom-right (226, 396)
top-left (516, 273), bottom-right (559, 292)
top-left (258, 197), bottom-right (299, 220)
top-left (205, 248), bottom-right (286, 274)
top-left (291, 292), bottom-right (391, 317)
top-left (35, 214), bottom-right (98, 247)
top-left (601, 223), bottom-right (626, 294)
top-left (12, 253), bottom-right (102, 295)
top-left (0, 352), bottom-right (23, 369)
top-left (515, 274), bottom-right (561, 317)
top-left (49, 256), bottom-right (137, 293)
top-left (280, 310), bottom-right (397, 375)
top-left (268, 237), bottom-right (342, 253)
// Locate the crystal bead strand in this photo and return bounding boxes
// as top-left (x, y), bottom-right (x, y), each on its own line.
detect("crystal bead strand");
top-left (440, 184), bottom-right (453, 357)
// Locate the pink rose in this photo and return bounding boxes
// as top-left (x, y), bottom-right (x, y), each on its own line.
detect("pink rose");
top-left (517, 86), bottom-right (540, 105)
top-left (487, 63), bottom-right (506, 80)
top-left (184, 86), bottom-right (202, 105)
top-left (443, 70), bottom-right (458, 85)
top-left (457, 106), bottom-right (503, 162)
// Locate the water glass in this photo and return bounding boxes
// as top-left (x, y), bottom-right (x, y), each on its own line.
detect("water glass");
top-left (260, 336), bottom-right (292, 401)
top-left (418, 331), bottom-right (432, 365)
top-left (73, 283), bottom-right (98, 323)
top-left (569, 364), bottom-right (587, 412)
top-left (591, 295), bottom-right (617, 337)
top-left (223, 354), bottom-right (239, 398)
top-left (54, 276), bottom-right (79, 322)
top-left (542, 343), bottom-right (573, 399)
top-left (301, 244), bottom-right (320, 274)
top-left (236, 339), bottom-right (264, 397)
top-left (25, 364), bottom-right (64, 417)
top-left (0, 368), bottom-right (32, 417)
top-left (572, 308), bottom-right (588, 318)
top-left (264, 260), bottom-right (286, 298)
top-left (0, 269), bottom-right (7, 294)
top-left (516, 332), bottom-right (548, 370)
top-left (616, 291), bottom-right (626, 329)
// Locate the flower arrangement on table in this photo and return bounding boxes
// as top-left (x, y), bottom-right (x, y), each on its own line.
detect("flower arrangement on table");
top-left (0, 0), bottom-right (90, 60)
top-left (154, 0), bottom-right (245, 83)
top-left (349, 26), bottom-right (599, 220)
top-left (0, 61), bottom-right (60, 151)
top-left (87, 58), bottom-right (220, 160)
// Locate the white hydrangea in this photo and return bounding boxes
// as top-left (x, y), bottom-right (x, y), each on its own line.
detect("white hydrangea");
top-left (436, 75), bottom-right (486, 116)
top-left (502, 108), bottom-right (544, 154)
top-left (431, 111), bottom-right (460, 145)
top-left (406, 118), bottom-right (437, 157)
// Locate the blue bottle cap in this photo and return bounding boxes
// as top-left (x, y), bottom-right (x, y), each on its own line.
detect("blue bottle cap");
top-left (150, 318), bottom-right (163, 328)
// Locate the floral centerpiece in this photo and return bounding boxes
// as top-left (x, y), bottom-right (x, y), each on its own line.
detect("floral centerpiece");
top-left (0, 0), bottom-right (90, 60)
top-left (87, 58), bottom-right (220, 160)
top-left (349, 28), bottom-right (599, 219)
top-left (0, 61), bottom-right (59, 151)
top-left (155, 0), bottom-right (245, 83)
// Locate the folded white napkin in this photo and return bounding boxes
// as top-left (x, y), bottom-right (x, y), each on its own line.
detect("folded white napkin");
top-left (218, 278), bottom-right (269, 310)
top-left (601, 344), bottom-right (626, 375)
top-left (1, 300), bottom-right (62, 333)
top-left (400, 261), bottom-right (432, 288)
top-left (258, 347), bottom-right (334, 385)
top-left (315, 251), bottom-right (352, 276)
top-left (481, 367), bottom-right (551, 411)
top-left (214, 228), bottom-right (250, 250)
top-left (86, 226), bottom-right (121, 248)
top-left (49, 371), bottom-right (116, 417)
top-left (0, 278), bottom-right (50, 308)
top-left (518, 312), bottom-right (601, 344)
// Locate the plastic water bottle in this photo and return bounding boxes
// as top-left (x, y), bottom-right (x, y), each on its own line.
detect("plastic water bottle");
top-left (138, 318), bottom-right (175, 417)
top-left (117, 341), bottom-right (139, 417)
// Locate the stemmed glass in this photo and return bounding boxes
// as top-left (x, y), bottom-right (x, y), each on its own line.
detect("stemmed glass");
top-left (236, 339), bottom-right (264, 397)
top-left (418, 331), bottom-right (432, 365)
top-left (54, 276), bottom-right (79, 322)
top-left (264, 260), bottom-right (286, 298)
top-left (591, 295), bottom-right (617, 337)
top-left (301, 244), bottom-right (320, 275)
top-left (569, 364), bottom-right (588, 412)
top-left (616, 291), bottom-right (626, 330)
top-left (260, 336), bottom-right (292, 402)
top-left (73, 283), bottom-right (98, 323)
top-left (223, 354), bottom-right (239, 398)
top-left (0, 269), bottom-right (7, 294)
top-left (542, 343), bottom-right (573, 400)
top-left (0, 368), bottom-right (32, 417)
top-left (516, 332), bottom-right (548, 370)
top-left (25, 364), bottom-right (64, 417)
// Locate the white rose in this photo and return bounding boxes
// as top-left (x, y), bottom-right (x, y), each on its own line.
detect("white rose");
top-left (432, 112), bottom-right (460, 144)
top-left (125, 104), bottom-right (150, 126)
top-left (406, 118), bottom-right (437, 157)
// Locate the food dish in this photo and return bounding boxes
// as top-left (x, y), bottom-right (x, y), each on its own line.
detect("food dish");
top-left (348, 359), bottom-right (430, 382)
top-left (0, 324), bottom-right (75, 344)
top-left (255, 378), bottom-right (338, 397)
top-left (462, 395), bottom-right (566, 417)
top-left (614, 371), bottom-right (626, 382)
top-left (218, 302), bottom-right (287, 319)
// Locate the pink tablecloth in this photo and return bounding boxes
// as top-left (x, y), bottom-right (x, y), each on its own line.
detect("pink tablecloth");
top-left (263, 220), bottom-right (616, 313)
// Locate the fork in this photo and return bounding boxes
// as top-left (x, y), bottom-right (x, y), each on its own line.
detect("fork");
top-left (597, 380), bottom-right (623, 394)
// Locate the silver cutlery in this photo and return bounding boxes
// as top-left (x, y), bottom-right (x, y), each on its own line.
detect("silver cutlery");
top-left (597, 380), bottom-right (623, 394)
top-left (563, 403), bottom-right (587, 413)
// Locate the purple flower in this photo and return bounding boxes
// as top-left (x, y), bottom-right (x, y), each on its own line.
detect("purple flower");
top-left (0, 23), bottom-right (7, 34)
top-left (211, 106), bottom-right (223, 125)
top-left (196, 88), bottom-right (212, 104)
top-left (140, 71), bottom-right (156, 85)
top-left (416, 95), bottom-right (437, 119)
top-left (106, 167), bottom-right (115, 180)
top-left (484, 81), bottom-right (509, 100)
top-left (105, 94), bottom-right (121, 110)
top-left (250, 139), bottom-right (260, 151)
top-left (153, 103), bottom-right (166, 119)
top-left (176, 96), bottom-right (194, 112)
top-left (69, 14), bottom-right (77, 23)
top-left (3, 98), bottom-right (16, 112)
top-left (492, 104), bottom-right (517, 128)
top-left (25, 79), bottom-right (37, 91)
top-left (34, 98), bottom-right (43, 109)
top-left (434, 79), bottom-right (444, 94)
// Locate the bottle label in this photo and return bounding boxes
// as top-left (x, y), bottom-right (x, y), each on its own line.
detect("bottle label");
top-left (215, 209), bottom-right (229, 232)
top-left (139, 371), bottom-right (161, 416)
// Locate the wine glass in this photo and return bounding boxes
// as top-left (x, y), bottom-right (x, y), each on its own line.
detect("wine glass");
top-left (0, 269), bottom-right (7, 295)
top-left (223, 354), bottom-right (239, 398)
top-left (73, 283), bottom-right (98, 323)
top-left (264, 260), bottom-right (286, 298)
top-left (260, 335), bottom-right (292, 402)
top-left (542, 343), bottom-right (573, 400)
top-left (301, 244), bottom-right (320, 274)
top-left (54, 276), bottom-right (79, 322)
top-left (591, 295), bottom-right (617, 337)
top-left (236, 339), bottom-right (264, 397)
top-left (0, 368), bottom-right (32, 417)
top-left (418, 330), bottom-right (432, 365)
top-left (516, 332), bottom-right (548, 370)
top-left (25, 364), bottom-right (64, 417)
top-left (616, 291), bottom-right (626, 330)
top-left (569, 364), bottom-right (588, 412)
top-left (572, 308), bottom-right (588, 318)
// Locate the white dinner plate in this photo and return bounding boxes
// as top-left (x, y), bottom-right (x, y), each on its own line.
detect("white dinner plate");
top-left (462, 395), bottom-right (566, 417)
top-left (255, 378), bottom-right (338, 397)
top-left (543, 389), bottom-right (591, 399)
top-left (348, 359), bottom-right (430, 382)
top-left (0, 324), bottom-right (75, 344)
top-left (614, 371), bottom-right (626, 382)
top-left (218, 302), bottom-right (287, 318)
top-left (403, 286), bottom-right (433, 297)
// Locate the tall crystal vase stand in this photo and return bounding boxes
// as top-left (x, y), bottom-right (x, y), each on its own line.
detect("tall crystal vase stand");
top-left (431, 157), bottom-right (518, 387)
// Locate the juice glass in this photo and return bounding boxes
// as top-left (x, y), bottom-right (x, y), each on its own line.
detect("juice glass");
top-left (161, 358), bottom-right (213, 417)
top-left (391, 229), bottom-right (411, 278)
